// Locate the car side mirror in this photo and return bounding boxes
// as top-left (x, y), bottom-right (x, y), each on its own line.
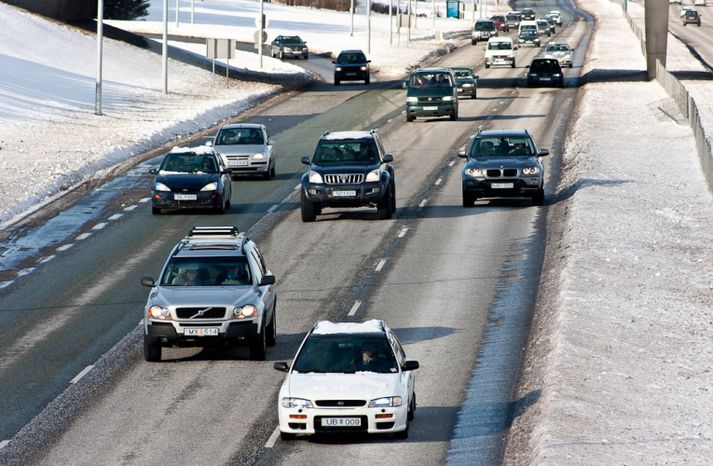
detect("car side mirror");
top-left (148, 168), bottom-right (158, 175)
top-left (402, 360), bottom-right (419, 371)
top-left (539, 149), bottom-right (550, 157)
top-left (300, 156), bottom-right (311, 165)
top-left (367, 59), bottom-right (372, 63)
top-left (401, 81), bottom-right (407, 89)
top-left (274, 362), bottom-right (290, 372)
top-left (205, 140), bottom-right (213, 147)
top-left (382, 154), bottom-right (393, 163)
top-left (457, 149), bottom-right (467, 158)
top-left (141, 276), bottom-right (155, 287)
top-left (260, 275), bottom-right (276, 286)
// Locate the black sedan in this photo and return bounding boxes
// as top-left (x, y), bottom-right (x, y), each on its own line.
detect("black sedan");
top-left (150, 147), bottom-right (232, 215)
top-left (333, 49), bottom-right (370, 85)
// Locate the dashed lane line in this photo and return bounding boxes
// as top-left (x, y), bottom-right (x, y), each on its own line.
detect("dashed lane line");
top-left (265, 426), bottom-right (281, 448)
top-left (39, 255), bottom-right (55, 264)
top-left (0, 440), bottom-right (9, 450)
top-left (76, 233), bottom-right (91, 240)
top-left (18, 268), bottom-right (35, 277)
top-left (267, 204), bottom-right (278, 213)
top-left (92, 222), bottom-right (107, 230)
top-left (70, 365), bottom-right (95, 384)
top-left (435, 178), bottom-right (443, 186)
top-left (419, 199), bottom-right (427, 208)
top-left (124, 205), bottom-right (138, 211)
top-left (448, 160), bottom-right (456, 167)
top-left (347, 300), bottom-right (362, 317)
top-left (375, 259), bottom-right (387, 272)
top-left (57, 244), bottom-right (74, 252)
top-left (108, 213), bottom-right (123, 220)
top-left (138, 197), bottom-right (151, 203)
top-left (0, 281), bottom-right (13, 289)
top-left (397, 228), bottom-right (409, 238)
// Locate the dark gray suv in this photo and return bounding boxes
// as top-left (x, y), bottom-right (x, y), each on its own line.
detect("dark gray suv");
top-left (459, 129), bottom-right (549, 206)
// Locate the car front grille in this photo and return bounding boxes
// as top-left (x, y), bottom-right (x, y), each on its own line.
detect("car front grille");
top-left (225, 154), bottom-right (250, 161)
top-left (324, 174), bottom-right (364, 185)
top-left (315, 400), bottom-right (367, 407)
top-left (417, 96), bottom-right (443, 103)
top-left (486, 168), bottom-right (518, 177)
top-left (176, 307), bottom-right (227, 319)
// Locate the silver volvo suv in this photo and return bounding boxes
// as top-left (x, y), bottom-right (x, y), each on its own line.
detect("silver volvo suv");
top-left (140, 226), bottom-right (277, 362)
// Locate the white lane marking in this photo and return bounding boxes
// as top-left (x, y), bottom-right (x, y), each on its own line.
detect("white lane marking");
top-left (448, 160), bottom-right (456, 167)
top-left (18, 268), bottom-right (35, 277)
top-left (265, 426), bottom-right (281, 448)
top-left (70, 365), bottom-right (95, 384)
top-left (294, 183), bottom-right (301, 190)
top-left (435, 178), bottom-right (443, 186)
top-left (138, 318), bottom-right (144, 326)
top-left (397, 227), bottom-right (409, 238)
top-left (108, 213), bottom-right (123, 220)
top-left (0, 440), bottom-right (9, 450)
top-left (92, 222), bottom-right (107, 231)
top-left (138, 197), bottom-right (151, 203)
top-left (419, 199), bottom-right (427, 208)
top-left (375, 259), bottom-right (387, 272)
top-left (39, 255), bottom-right (55, 264)
top-left (57, 244), bottom-right (74, 252)
top-left (76, 233), bottom-right (91, 240)
top-left (347, 300), bottom-right (362, 316)
top-left (267, 204), bottom-right (278, 213)
top-left (124, 205), bottom-right (138, 211)
top-left (0, 281), bottom-right (13, 289)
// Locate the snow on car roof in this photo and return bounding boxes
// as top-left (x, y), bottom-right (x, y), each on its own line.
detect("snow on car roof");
top-left (322, 131), bottom-right (373, 140)
top-left (169, 145), bottom-right (215, 155)
top-left (312, 320), bottom-right (385, 335)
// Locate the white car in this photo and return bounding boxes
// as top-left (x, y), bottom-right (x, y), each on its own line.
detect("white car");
top-left (544, 42), bottom-right (574, 67)
top-left (210, 123), bottom-right (276, 180)
top-left (547, 11), bottom-right (562, 26)
top-left (274, 320), bottom-right (419, 440)
top-left (484, 37), bottom-right (517, 68)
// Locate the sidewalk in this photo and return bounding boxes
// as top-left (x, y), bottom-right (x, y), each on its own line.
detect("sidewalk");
top-left (504, 0), bottom-right (713, 463)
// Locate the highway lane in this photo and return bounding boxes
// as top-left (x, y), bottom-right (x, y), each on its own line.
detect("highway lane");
top-left (668, 3), bottom-right (713, 68)
top-left (1, 4), bottom-right (588, 463)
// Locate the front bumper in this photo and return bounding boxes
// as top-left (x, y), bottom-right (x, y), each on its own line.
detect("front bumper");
top-left (518, 38), bottom-right (540, 46)
top-left (278, 404), bottom-right (408, 436)
top-left (281, 49), bottom-right (308, 57)
top-left (406, 101), bottom-right (456, 118)
top-left (462, 177), bottom-right (542, 198)
top-left (145, 319), bottom-right (259, 346)
top-left (527, 75), bottom-right (564, 87)
top-left (302, 181), bottom-right (387, 206)
top-left (335, 69), bottom-right (368, 81)
top-left (456, 86), bottom-right (476, 96)
top-left (151, 191), bottom-right (222, 210)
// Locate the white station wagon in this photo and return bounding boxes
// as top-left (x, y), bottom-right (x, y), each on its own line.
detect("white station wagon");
top-left (274, 320), bottom-right (419, 440)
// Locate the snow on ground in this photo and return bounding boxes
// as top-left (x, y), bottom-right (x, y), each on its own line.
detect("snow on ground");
top-left (0, 0), bottom-right (474, 226)
top-left (504, 0), bottom-right (713, 464)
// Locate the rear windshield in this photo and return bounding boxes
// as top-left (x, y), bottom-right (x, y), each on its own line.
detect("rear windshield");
top-left (531, 59), bottom-right (561, 71)
top-left (160, 257), bottom-right (252, 286)
top-left (313, 139), bottom-right (379, 163)
top-left (292, 335), bottom-right (398, 374)
top-left (409, 72), bottom-right (453, 88)
top-left (470, 136), bottom-right (536, 158)
top-left (159, 154), bottom-right (219, 174)
top-left (215, 127), bottom-right (264, 145)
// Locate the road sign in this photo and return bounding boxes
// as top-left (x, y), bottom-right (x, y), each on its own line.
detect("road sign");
top-left (206, 38), bottom-right (236, 59)
top-left (254, 30), bottom-right (268, 44)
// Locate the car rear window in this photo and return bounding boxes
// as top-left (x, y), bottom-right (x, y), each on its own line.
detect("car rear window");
top-left (531, 59), bottom-right (561, 71)
top-left (292, 335), bottom-right (398, 374)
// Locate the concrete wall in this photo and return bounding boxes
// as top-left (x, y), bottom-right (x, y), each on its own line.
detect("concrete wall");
top-left (3, 0), bottom-right (96, 21)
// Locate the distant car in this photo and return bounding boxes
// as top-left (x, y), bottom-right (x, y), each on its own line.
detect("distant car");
top-left (694, 0), bottom-right (705, 5)
top-left (299, 130), bottom-right (395, 221)
top-left (274, 320), bottom-right (419, 440)
top-left (506, 11), bottom-right (523, 29)
top-left (518, 21), bottom-right (541, 47)
top-left (458, 129), bottom-right (549, 206)
top-left (521, 7), bottom-right (536, 20)
top-left (680, 5), bottom-right (695, 16)
top-left (682, 9), bottom-right (701, 26)
top-left (527, 57), bottom-right (564, 88)
top-left (472, 18), bottom-right (498, 44)
top-left (450, 67), bottom-right (478, 99)
top-left (270, 35), bottom-right (308, 59)
top-left (149, 146), bottom-right (232, 215)
top-left (211, 123), bottom-right (276, 180)
top-left (490, 15), bottom-right (510, 32)
top-left (404, 67), bottom-right (459, 121)
top-left (333, 49), bottom-right (370, 85)
top-left (485, 36), bottom-right (517, 68)
top-left (543, 16), bottom-right (557, 34)
top-left (547, 11), bottom-right (563, 26)
top-left (536, 19), bottom-right (552, 36)
top-left (544, 42), bottom-right (573, 67)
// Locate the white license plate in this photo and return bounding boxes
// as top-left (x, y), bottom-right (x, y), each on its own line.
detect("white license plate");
top-left (423, 106), bottom-right (438, 111)
top-left (332, 190), bottom-right (356, 197)
top-left (540, 77), bottom-right (551, 81)
top-left (174, 194), bottom-right (197, 201)
top-left (491, 183), bottom-right (514, 189)
top-left (184, 328), bottom-right (219, 336)
top-left (229, 160), bottom-right (249, 166)
top-left (321, 417), bottom-right (362, 427)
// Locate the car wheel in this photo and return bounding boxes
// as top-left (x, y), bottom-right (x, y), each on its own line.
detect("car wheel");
top-left (334, 78), bottom-right (340, 86)
top-left (389, 180), bottom-right (396, 213)
top-left (377, 185), bottom-right (394, 220)
top-left (472, 39), bottom-right (476, 45)
top-left (485, 63), bottom-right (490, 69)
top-left (304, 53), bottom-right (309, 59)
top-left (408, 392), bottom-right (416, 421)
top-left (263, 165), bottom-right (273, 180)
top-left (365, 75), bottom-right (370, 85)
top-left (279, 50), bottom-right (284, 59)
top-left (450, 110), bottom-right (458, 121)
top-left (144, 337), bottom-right (162, 362)
top-left (471, 90), bottom-right (477, 99)
top-left (280, 432), bottom-right (296, 441)
top-left (216, 198), bottom-right (226, 214)
top-left (266, 307), bottom-right (277, 347)
top-left (249, 325), bottom-right (267, 360)
top-left (406, 112), bottom-right (414, 122)
top-left (151, 206), bottom-right (161, 215)
top-left (225, 198), bottom-right (231, 210)
top-left (300, 189), bottom-right (316, 222)
top-left (511, 61), bottom-right (516, 69)
top-left (533, 189), bottom-right (545, 206)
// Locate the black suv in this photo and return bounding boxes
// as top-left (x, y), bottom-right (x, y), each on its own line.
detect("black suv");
top-left (333, 50), bottom-right (370, 85)
top-left (300, 130), bottom-right (395, 221)
top-left (527, 57), bottom-right (564, 88)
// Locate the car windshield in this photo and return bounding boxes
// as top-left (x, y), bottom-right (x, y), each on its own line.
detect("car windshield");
top-left (475, 21), bottom-right (494, 31)
top-left (686, 10), bottom-right (698, 16)
top-left (531, 59), bottom-right (561, 72)
top-left (160, 256), bottom-right (252, 286)
top-left (215, 128), bottom-right (264, 145)
top-left (313, 139), bottom-right (379, 163)
top-left (292, 335), bottom-right (398, 374)
top-left (537, 20), bottom-right (549, 27)
top-left (282, 36), bottom-right (303, 44)
top-left (507, 14), bottom-right (521, 21)
top-left (520, 26), bottom-right (537, 34)
top-left (159, 154), bottom-right (218, 174)
top-left (409, 72), bottom-right (453, 88)
top-left (488, 41), bottom-right (512, 50)
top-left (338, 52), bottom-right (366, 64)
top-left (452, 69), bottom-right (473, 79)
top-left (546, 44), bottom-right (570, 52)
top-left (470, 136), bottom-right (536, 158)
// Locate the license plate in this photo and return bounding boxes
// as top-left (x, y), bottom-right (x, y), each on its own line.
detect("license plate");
top-left (321, 417), bottom-right (361, 427)
top-left (423, 106), bottom-right (438, 111)
top-left (332, 190), bottom-right (356, 197)
top-left (184, 328), bottom-right (219, 336)
top-left (491, 183), bottom-right (514, 189)
top-left (346, 73), bottom-right (357, 76)
top-left (540, 77), bottom-right (551, 81)
top-left (229, 160), bottom-right (249, 166)
top-left (174, 194), bottom-right (197, 201)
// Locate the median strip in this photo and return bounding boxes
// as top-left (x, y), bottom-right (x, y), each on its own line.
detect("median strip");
top-left (347, 300), bottom-right (362, 316)
top-left (265, 426), bottom-right (281, 448)
top-left (70, 365), bottom-right (95, 384)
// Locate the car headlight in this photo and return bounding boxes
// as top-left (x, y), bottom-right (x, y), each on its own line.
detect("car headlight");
top-left (522, 167), bottom-right (540, 175)
top-left (253, 152), bottom-right (265, 160)
top-left (360, 66), bottom-right (367, 71)
top-left (201, 182), bottom-right (218, 191)
top-left (465, 168), bottom-right (484, 177)
top-left (154, 182), bottom-right (171, 192)
top-left (232, 304), bottom-right (257, 318)
top-left (365, 169), bottom-right (380, 182)
top-left (335, 66), bottom-right (342, 72)
top-left (282, 398), bottom-right (313, 409)
top-left (553, 73), bottom-right (562, 77)
top-left (406, 96), bottom-right (418, 103)
top-left (308, 170), bottom-right (323, 184)
top-left (442, 96), bottom-right (454, 102)
top-left (462, 83), bottom-right (473, 88)
top-left (147, 305), bottom-right (172, 320)
top-left (369, 397), bottom-right (403, 408)
top-left (529, 73), bottom-right (539, 77)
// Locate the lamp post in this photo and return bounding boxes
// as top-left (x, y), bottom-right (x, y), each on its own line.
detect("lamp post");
top-left (163, 0), bottom-right (168, 93)
top-left (389, 0), bottom-right (393, 45)
top-left (350, 0), bottom-right (354, 36)
top-left (175, 0), bottom-right (179, 26)
top-left (191, 0), bottom-right (195, 23)
top-left (95, 0), bottom-right (103, 115)
top-left (408, 0), bottom-right (412, 43)
top-left (367, 0), bottom-right (371, 54)
top-left (259, 0), bottom-right (264, 68)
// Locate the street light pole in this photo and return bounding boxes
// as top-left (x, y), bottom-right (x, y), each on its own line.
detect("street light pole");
top-left (163, 0), bottom-right (168, 93)
top-left (191, 0), bottom-right (195, 23)
top-left (175, 0), bottom-right (179, 26)
top-left (367, 0), bottom-right (371, 54)
top-left (259, 0), bottom-right (264, 68)
top-left (95, 0), bottom-right (103, 115)
top-left (408, 0), bottom-right (411, 43)
top-left (389, 0), bottom-right (393, 45)
top-left (432, 0), bottom-right (435, 30)
top-left (350, 0), bottom-right (354, 36)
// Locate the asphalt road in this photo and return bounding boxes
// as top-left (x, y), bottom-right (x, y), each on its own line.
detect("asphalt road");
top-left (668, 3), bottom-right (713, 68)
top-left (0, 2), bottom-right (589, 464)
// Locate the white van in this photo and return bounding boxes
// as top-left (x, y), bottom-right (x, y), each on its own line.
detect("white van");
top-left (484, 37), bottom-right (516, 68)
top-left (518, 20), bottom-right (539, 36)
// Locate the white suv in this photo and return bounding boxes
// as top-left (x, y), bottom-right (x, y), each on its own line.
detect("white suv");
top-left (274, 320), bottom-right (419, 440)
top-left (484, 37), bottom-right (517, 68)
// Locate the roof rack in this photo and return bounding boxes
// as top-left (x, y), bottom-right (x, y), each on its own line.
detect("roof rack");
top-left (186, 226), bottom-right (242, 240)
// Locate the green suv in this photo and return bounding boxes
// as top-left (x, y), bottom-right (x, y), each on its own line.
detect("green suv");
top-left (404, 68), bottom-right (459, 122)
